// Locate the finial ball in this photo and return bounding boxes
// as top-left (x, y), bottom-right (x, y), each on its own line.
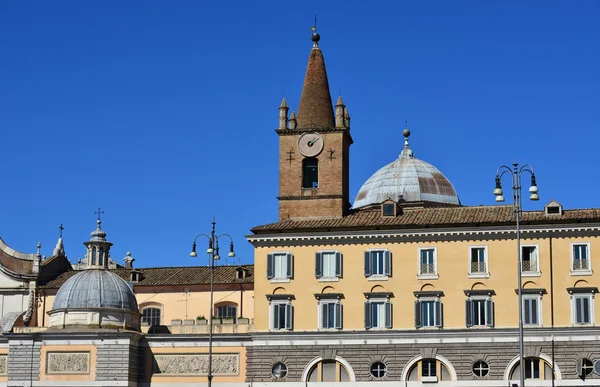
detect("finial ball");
top-left (403, 129), bottom-right (411, 138)
top-left (311, 32), bottom-right (320, 42)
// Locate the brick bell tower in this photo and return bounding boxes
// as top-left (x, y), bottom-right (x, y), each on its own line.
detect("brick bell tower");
top-left (277, 30), bottom-right (352, 221)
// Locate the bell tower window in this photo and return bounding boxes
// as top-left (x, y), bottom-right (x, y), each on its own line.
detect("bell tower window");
top-left (98, 248), bottom-right (104, 266)
top-left (302, 158), bottom-right (319, 189)
top-left (91, 247), bottom-right (97, 265)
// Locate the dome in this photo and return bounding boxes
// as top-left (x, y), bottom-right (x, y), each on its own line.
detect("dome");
top-left (53, 269), bottom-right (138, 311)
top-left (353, 133), bottom-right (460, 209)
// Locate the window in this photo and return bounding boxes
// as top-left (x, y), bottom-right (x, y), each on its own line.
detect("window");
top-left (272, 362), bottom-right (288, 379)
top-left (577, 358), bottom-right (594, 378)
top-left (142, 307), bottom-right (161, 326)
top-left (307, 360), bottom-right (350, 382)
top-left (522, 296), bottom-right (541, 326)
top-left (91, 247), bottom-right (97, 265)
top-left (469, 246), bottom-right (488, 277)
top-left (472, 360), bottom-right (489, 377)
top-left (370, 362), bottom-right (387, 378)
top-left (382, 203), bottom-right (395, 217)
top-left (466, 298), bottom-right (494, 327)
top-left (572, 243), bottom-right (591, 273)
top-left (319, 301), bottom-right (342, 329)
top-left (422, 359), bottom-right (437, 378)
top-left (266, 252), bottom-right (293, 281)
top-left (573, 294), bottom-right (593, 325)
top-left (415, 299), bottom-right (443, 328)
top-left (302, 158), bottom-right (318, 189)
top-left (98, 247), bottom-right (104, 266)
top-left (364, 300), bottom-right (392, 329)
top-left (418, 248), bottom-right (437, 278)
top-left (215, 304), bottom-right (237, 319)
top-left (510, 358), bottom-right (553, 380)
top-left (271, 302), bottom-right (293, 330)
top-left (521, 245), bottom-right (539, 274)
top-left (364, 250), bottom-right (391, 278)
top-left (406, 359), bottom-right (452, 382)
top-left (315, 251), bottom-right (342, 279)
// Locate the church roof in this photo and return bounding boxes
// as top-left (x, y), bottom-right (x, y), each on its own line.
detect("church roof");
top-left (296, 33), bottom-right (335, 130)
top-left (0, 237), bottom-right (38, 276)
top-left (251, 206), bottom-right (600, 234)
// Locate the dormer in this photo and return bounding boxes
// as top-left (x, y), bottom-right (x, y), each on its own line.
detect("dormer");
top-left (236, 267), bottom-right (249, 280)
top-left (544, 199), bottom-right (563, 216)
top-left (381, 199), bottom-right (402, 218)
top-left (130, 270), bottom-right (143, 283)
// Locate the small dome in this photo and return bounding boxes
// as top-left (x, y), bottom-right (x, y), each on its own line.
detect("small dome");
top-left (52, 269), bottom-right (138, 311)
top-left (353, 133), bottom-right (460, 209)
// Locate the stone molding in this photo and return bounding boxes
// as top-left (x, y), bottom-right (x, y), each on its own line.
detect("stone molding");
top-left (153, 352), bottom-right (239, 376)
top-left (46, 351), bottom-right (90, 375)
top-left (0, 354), bottom-right (6, 375)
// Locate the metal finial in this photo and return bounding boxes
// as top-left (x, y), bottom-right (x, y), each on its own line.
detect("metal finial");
top-left (311, 13), bottom-right (320, 47)
top-left (36, 242), bottom-right (41, 256)
top-left (59, 224), bottom-right (64, 238)
top-left (94, 207), bottom-right (104, 222)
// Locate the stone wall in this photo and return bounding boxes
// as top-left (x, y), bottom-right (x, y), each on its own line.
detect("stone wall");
top-left (7, 339), bottom-right (42, 385)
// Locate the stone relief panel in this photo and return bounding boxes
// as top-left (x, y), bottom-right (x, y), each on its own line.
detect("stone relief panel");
top-left (46, 352), bottom-right (90, 375)
top-left (154, 353), bottom-right (239, 376)
top-left (0, 354), bottom-right (7, 376)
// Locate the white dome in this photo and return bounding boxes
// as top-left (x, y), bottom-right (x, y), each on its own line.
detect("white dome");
top-left (353, 134), bottom-right (459, 209)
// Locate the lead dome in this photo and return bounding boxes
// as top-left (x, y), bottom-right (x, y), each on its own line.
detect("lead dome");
top-left (353, 130), bottom-right (460, 209)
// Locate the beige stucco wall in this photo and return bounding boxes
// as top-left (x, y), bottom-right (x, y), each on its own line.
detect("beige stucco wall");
top-left (254, 235), bottom-right (599, 331)
top-left (39, 344), bottom-right (97, 382)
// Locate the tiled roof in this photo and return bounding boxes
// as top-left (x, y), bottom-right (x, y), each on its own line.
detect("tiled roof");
top-left (251, 205), bottom-right (600, 233)
top-left (39, 264), bottom-right (254, 289)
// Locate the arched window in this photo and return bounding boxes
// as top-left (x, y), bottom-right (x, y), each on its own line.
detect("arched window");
top-left (302, 158), bottom-right (319, 189)
top-left (98, 248), bottom-right (104, 266)
top-left (91, 247), bottom-right (96, 265)
top-left (510, 357), bottom-right (553, 380)
top-left (307, 360), bottom-right (349, 382)
top-left (142, 307), bottom-right (161, 326)
top-left (215, 302), bottom-right (238, 320)
top-left (406, 358), bottom-right (452, 382)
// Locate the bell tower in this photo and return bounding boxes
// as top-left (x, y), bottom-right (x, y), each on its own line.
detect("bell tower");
top-left (277, 31), bottom-right (352, 221)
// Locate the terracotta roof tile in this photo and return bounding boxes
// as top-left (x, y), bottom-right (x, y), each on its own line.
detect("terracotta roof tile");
top-left (296, 47), bottom-right (334, 130)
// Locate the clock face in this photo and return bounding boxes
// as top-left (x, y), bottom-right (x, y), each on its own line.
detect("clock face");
top-left (297, 132), bottom-right (324, 157)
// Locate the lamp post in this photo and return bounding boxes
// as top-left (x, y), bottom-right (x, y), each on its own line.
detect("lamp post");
top-left (494, 163), bottom-right (539, 387)
top-left (190, 220), bottom-right (235, 387)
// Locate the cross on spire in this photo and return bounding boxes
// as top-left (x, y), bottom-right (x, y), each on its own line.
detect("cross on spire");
top-left (94, 207), bottom-right (104, 221)
top-left (59, 224), bottom-right (64, 238)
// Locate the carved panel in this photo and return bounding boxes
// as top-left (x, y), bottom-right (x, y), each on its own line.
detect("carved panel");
top-left (46, 352), bottom-right (90, 375)
top-left (0, 354), bottom-right (6, 376)
top-left (154, 353), bottom-right (239, 376)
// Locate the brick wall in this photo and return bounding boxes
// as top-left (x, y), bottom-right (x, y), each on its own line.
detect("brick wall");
top-left (7, 340), bottom-right (41, 385)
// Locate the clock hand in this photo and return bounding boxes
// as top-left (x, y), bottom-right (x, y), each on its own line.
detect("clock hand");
top-left (308, 137), bottom-right (320, 146)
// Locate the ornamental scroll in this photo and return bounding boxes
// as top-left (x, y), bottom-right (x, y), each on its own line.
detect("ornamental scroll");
top-left (46, 352), bottom-right (90, 375)
top-left (154, 353), bottom-right (239, 376)
top-left (0, 354), bottom-right (7, 376)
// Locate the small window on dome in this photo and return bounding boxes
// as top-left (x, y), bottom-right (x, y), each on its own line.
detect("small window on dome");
top-left (382, 203), bottom-right (395, 217)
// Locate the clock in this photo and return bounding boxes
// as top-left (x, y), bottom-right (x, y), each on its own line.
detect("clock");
top-left (297, 132), bottom-right (324, 157)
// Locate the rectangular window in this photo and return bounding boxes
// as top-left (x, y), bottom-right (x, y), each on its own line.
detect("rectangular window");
top-left (271, 302), bottom-right (293, 330)
top-left (573, 295), bottom-right (593, 325)
top-left (521, 246), bottom-right (539, 273)
top-left (523, 296), bottom-right (541, 326)
top-left (315, 251), bottom-right (342, 279)
top-left (419, 248), bottom-right (436, 276)
top-left (319, 301), bottom-right (342, 329)
top-left (216, 305), bottom-right (237, 319)
top-left (415, 299), bottom-right (443, 328)
top-left (525, 359), bottom-right (540, 379)
top-left (364, 250), bottom-right (391, 277)
top-left (382, 203), bottom-right (395, 217)
top-left (470, 247), bottom-right (487, 274)
top-left (364, 301), bottom-right (392, 329)
top-left (466, 298), bottom-right (494, 327)
top-left (266, 252), bottom-right (293, 280)
top-left (422, 359), bottom-right (437, 378)
top-left (572, 244), bottom-right (590, 271)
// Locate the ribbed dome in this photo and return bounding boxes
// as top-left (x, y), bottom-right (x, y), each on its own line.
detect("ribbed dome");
top-left (353, 132), bottom-right (460, 209)
top-left (52, 269), bottom-right (138, 311)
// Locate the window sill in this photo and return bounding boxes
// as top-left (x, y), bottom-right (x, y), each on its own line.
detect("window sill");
top-left (422, 376), bottom-right (438, 383)
top-left (270, 278), bottom-right (291, 284)
top-left (467, 325), bottom-right (493, 329)
top-left (367, 275), bottom-right (389, 281)
top-left (468, 273), bottom-right (490, 279)
top-left (570, 270), bottom-right (593, 276)
top-left (318, 276), bottom-right (339, 283)
top-left (573, 322), bottom-right (595, 327)
top-left (418, 274), bottom-right (439, 280)
top-left (269, 328), bottom-right (292, 332)
top-left (319, 327), bottom-right (342, 332)
top-left (522, 272), bottom-right (541, 277)
top-left (418, 326), bottom-right (442, 330)
top-left (367, 327), bottom-right (391, 331)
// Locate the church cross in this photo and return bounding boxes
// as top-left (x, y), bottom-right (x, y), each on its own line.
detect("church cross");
top-left (328, 148), bottom-right (336, 161)
top-left (59, 224), bottom-right (64, 238)
top-left (94, 207), bottom-right (104, 221)
top-left (287, 149), bottom-right (295, 165)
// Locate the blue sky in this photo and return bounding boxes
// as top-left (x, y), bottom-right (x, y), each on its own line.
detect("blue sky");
top-left (1, 1), bottom-right (598, 268)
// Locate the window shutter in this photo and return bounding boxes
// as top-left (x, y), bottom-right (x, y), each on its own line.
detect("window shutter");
top-left (315, 252), bottom-right (323, 278)
top-left (321, 303), bottom-right (328, 328)
top-left (385, 302), bottom-right (393, 328)
top-left (335, 303), bottom-right (342, 329)
top-left (335, 252), bottom-right (342, 277)
top-left (414, 301), bottom-right (422, 328)
top-left (285, 304), bottom-right (293, 330)
top-left (364, 252), bottom-right (371, 277)
top-left (486, 299), bottom-right (494, 327)
top-left (364, 302), bottom-right (372, 329)
top-left (272, 304), bottom-right (280, 329)
top-left (384, 250), bottom-right (392, 276)
top-left (465, 300), bottom-right (473, 327)
top-left (286, 253), bottom-right (294, 279)
top-left (435, 300), bottom-right (443, 327)
top-left (266, 254), bottom-right (274, 279)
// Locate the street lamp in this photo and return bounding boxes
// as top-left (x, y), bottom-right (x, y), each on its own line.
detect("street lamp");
top-left (494, 163), bottom-right (539, 387)
top-left (190, 220), bottom-right (235, 387)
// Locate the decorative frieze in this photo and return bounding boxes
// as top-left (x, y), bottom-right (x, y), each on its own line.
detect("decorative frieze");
top-left (154, 353), bottom-right (239, 376)
top-left (46, 351), bottom-right (90, 375)
top-left (0, 354), bottom-right (7, 376)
